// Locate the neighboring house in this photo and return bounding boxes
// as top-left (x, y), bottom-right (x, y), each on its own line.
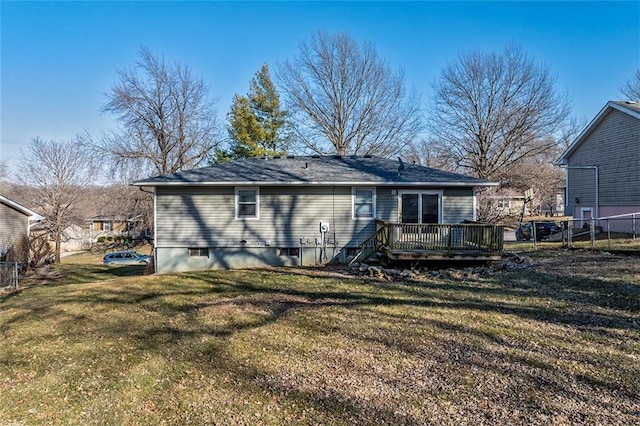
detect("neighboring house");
top-left (0, 195), bottom-right (43, 258)
top-left (134, 155), bottom-right (496, 272)
top-left (485, 193), bottom-right (529, 219)
top-left (557, 101), bottom-right (640, 232)
top-left (489, 191), bottom-right (564, 219)
top-left (87, 215), bottom-right (142, 241)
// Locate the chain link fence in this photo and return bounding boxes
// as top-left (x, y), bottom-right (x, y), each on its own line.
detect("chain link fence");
top-left (504, 215), bottom-right (639, 251)
top-left (0, 261), bottom-right (19, 291)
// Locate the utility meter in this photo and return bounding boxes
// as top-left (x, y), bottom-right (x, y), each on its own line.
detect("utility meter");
top-left (319, 222), bottom-right (330, 233)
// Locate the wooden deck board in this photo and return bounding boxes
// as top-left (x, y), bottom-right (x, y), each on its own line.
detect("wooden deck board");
top-left (360, 221), bottom-right (504, 263)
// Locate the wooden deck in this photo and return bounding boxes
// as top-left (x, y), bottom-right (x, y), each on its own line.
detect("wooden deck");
top-left (359, 221), bottom-right (504, 263)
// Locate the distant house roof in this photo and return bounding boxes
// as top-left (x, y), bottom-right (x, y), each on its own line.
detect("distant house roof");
top-left (557, 100), bottom-right (640, 165)
top-left (87, 215), bottom-right (141, 222)
top-left (133, 155), bottom-right (497, 188)
top-left (0, 195), bottom-right (44, 221)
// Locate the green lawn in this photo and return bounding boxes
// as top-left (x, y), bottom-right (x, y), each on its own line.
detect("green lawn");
top-left (1, 250), bottom-right (639, 425)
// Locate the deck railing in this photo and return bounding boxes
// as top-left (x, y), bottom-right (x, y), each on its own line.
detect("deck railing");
top-left (359, 221), bottom-right (503, 261)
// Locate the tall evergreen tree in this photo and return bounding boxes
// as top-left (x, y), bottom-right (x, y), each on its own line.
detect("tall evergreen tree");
top-left (227, 64), bottom-right (289, 158)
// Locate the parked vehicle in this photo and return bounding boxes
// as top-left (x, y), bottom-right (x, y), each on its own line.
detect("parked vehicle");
top-left (103, 250), bottom-right (150, 265)
top-left (515, 221), bottom-right (563, 242)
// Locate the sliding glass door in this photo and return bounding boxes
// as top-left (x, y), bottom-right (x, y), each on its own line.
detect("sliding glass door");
top-left (399, 191), bottom-right (441, 224)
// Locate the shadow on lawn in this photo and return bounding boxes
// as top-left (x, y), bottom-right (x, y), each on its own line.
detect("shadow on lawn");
top-left (94, 265), bottom-right (147, 277)
top-left (3, 256), bottom-right (639, 423)
top-left (182, 267), bottom-right (640, 331)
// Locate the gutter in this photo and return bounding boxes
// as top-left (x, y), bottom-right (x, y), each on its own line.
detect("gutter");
top-left (132, 181), bottom-right (499, 188)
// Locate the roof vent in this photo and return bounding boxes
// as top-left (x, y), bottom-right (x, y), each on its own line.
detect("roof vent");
top-left (273, 155), bottom-right (282, 159)
top-left (287, 155), bottom-right (295, 159)
top-left (311, 155), bottom-right (320, 159)
top-left (333, 155), bottom-right (342, 159)
top-left (364, 154), bottom-right (372, 158)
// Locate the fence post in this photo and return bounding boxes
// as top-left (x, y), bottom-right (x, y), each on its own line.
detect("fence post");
top-left (567, 221), bottom-right (573, 248)
top-left (14, 261), bottom-right (18, 289)
top-left (633, 214), bottom-right (637, 240)
top-left (590, 217), bottom-right (595, 248)
top-left (532, 221), bottom-right (537, 251)
top-left (607, 219), bottom-right (611, 251)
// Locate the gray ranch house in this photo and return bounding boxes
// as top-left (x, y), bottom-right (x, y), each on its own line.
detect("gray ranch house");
top-left (0, 195), bottom-right (43, 258)
top-left (557, 101), bottom-right (640, 233)
top-left (134, 155), bottom-right (497, 272)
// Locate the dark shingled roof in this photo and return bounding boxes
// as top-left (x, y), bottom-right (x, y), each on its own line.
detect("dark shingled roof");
top-left (133, 155), bottom-right (496, 187)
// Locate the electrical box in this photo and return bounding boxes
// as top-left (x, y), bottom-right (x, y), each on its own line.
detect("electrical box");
top-left (320, 222), bottom-right (330, 233)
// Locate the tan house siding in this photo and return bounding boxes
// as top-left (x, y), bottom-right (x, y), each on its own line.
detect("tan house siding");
top-left (567, 108), bottom-right (640, 207)
top-left (0, 203), bottom-right (29, 248)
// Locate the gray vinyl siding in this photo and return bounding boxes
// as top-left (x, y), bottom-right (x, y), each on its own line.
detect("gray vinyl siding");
top-left (155, 184), bottom-right (477, 271)
top-left (0, 203), bottom-right (28, 248)
top-left (375, 189), bottom-right (395, 222)
top-left (443, 188), bottom-right (475, 222)
top-left (157, 185), bottom-right (476, 248)
top-left (567, 109), bottom-right (640, 206)
top-left (375, 187), bottom-right (474, 223)
top-left (156, 186), bottom-right (375, 249)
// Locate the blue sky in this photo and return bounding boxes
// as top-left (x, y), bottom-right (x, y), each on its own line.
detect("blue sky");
top-left (1, 1), bottom-right (638, 167)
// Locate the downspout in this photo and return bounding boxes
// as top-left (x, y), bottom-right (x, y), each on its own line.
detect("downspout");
top-left (560, 165), bottom-right (599, 223)
top-left (27, 218), bottom-right (39, 235)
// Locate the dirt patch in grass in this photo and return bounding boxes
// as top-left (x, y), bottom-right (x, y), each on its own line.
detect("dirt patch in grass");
top-left (1, 250), bottom-right (639, 424)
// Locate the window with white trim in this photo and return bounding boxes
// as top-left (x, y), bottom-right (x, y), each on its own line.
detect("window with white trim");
top-left (189, 248), bottom-right (209, 257)
top-left (496, 199), bottom-right (511, 209)
top-left (352, 188), bottom-right (375, 219)
top-left (236, 187), bottom-right (259, 219)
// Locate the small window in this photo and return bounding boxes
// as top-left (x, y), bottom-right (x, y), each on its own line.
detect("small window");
top-left (278, 247), bottom-right (299, 257)
top-left (188, 248), bottom-right (209, 257)
top-left (104, 221), bottom-right (111, 232)
top-left (497, 199), bottom-right (511, 209)
top-left (353, 188), bottom-right (375, 219)
top-left (236, 188), bottom-right (259, 219)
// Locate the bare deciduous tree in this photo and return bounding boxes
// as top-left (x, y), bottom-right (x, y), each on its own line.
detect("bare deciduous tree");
top-left (278, 31), bottom-right (423, 156)
top-left (401, 138), bottom-right (457, 172)
top-left (18, 137), bottom-right (98, 263)
top-left (620, 69), bottom-right (640, 101)
top-left (100, 46), bottom-right (221, 175)
top-left (0, 160), bottom-right (7, 180)
top-left (429, 44), bottom-right (571, 180)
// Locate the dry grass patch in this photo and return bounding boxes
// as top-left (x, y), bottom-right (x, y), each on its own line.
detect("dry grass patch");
top-left (1, 250), bottom-right (639, 424)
